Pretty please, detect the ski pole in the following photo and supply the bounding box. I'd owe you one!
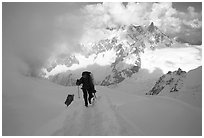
[78,85,80,98]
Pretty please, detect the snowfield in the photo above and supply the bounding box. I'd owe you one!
[3,77,202,135]
[3,2,202,136]
[176,66,202,107]
[3,45,202,136]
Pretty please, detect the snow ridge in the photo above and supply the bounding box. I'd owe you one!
[147,68,187,95]
[146,66,202,107]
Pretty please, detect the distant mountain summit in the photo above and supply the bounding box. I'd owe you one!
[100,22,174,85]
[147,22,155,32]
[44,22,175,86]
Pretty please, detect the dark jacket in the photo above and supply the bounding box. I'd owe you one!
[76,77,94,90]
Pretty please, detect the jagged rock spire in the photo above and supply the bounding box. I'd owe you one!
[147,22,155,32]
[46,22,174,86]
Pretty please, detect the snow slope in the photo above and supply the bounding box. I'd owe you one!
[2,53,72,135]
[113,45,201,96]
[2,75,72,135]
[176,66,202,107]
[3,70,202,136]
[2,51,202,136]
[112,68,164,95]
[145,66,202,108]
[36,90,143,136]
[34,86,201,136]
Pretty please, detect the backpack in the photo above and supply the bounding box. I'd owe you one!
[82,71,96,92]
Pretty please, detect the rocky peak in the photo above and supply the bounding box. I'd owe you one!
[146,68,187,95]
[147,22,155,33]
[44,22,175,86]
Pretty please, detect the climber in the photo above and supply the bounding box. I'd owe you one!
[76,71,96,107]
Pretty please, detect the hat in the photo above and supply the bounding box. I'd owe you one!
[82,71,91,76]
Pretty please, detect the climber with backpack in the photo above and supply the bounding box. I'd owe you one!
[76,71,96,107]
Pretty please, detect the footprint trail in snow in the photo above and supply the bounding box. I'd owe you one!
[36,90,144,136]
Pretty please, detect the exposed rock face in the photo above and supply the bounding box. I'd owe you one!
[45,22,174,86]
[146,68,187,95]
[99,22,173,85]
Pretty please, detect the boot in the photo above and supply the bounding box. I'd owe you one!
[85,101,88,107]
[88,94,94,104]
[88,97,92,104]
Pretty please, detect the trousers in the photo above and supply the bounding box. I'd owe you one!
[82,88,93,106]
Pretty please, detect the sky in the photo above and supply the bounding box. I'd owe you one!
[2,2,202,77]
[172,2,202,12]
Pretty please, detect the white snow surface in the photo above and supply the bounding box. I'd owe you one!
[3,76,202,135]
[2,46,202,136]
[176,66,202,107]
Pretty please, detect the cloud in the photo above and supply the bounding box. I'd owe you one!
[44,2,202,75]
[3,5,54,76]
[3,3,86,77]
[82,2,180,32]
[140,46,202,74]
[82,2,202,45]
[3,2,202,78]
[183,18,202,29]
[172,6,202,44]
[181,7,202,29]
[149,2,181,33]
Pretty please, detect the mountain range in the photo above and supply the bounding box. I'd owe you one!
[44,22,175,86]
